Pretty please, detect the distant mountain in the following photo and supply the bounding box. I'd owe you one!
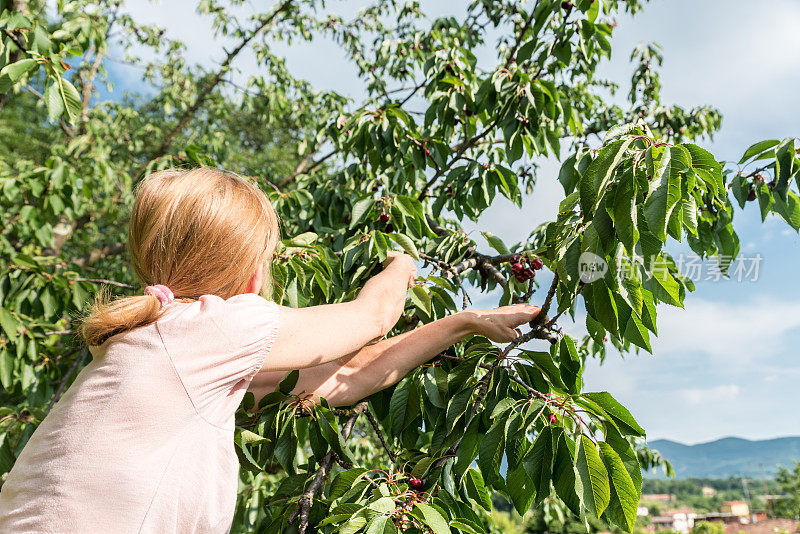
[646,436,800,478]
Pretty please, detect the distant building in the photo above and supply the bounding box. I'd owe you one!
[720,500,750,517]
[653,508,697,533]
[643,493,674,502]
[702,486,717,497]
[638,506,650,517]
[733,518,799,534]
[694,512,746,529]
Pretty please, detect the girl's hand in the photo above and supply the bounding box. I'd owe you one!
[462,304,541,343]
[382,251,417,288]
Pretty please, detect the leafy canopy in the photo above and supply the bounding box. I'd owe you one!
[0,1,798,533]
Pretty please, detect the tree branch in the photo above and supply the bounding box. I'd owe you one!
[289,401,368,533]
[276,146,338,188]
[70,277,135,289]
[71,242,127,268]
[503,3,539,70]
[363,407,397,464]
[149,0,294,161]
[1,28,26,52]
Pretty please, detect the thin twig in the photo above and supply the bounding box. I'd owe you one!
[149,0,294,162]
[277,146,338,188]
[289,401,368,533]
[363,408,397,463]
[503,3,539,70]
[70,277,135,289]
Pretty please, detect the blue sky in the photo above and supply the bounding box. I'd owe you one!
[109,0,800,444]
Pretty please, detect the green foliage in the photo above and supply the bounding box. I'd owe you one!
[0,1,798,533]
[773,462,800,519]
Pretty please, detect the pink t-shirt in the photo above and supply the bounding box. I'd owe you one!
[0,293,280,533]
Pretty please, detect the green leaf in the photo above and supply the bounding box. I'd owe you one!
[580,139,632,217]
[0,308,20,338]
[773,190,800,231]
[553,432,581,516]
[582,392,645,437]
[481,231,510,255]
[558,153,579,194]
[525,426,554,504]
[465,468,492,511]
[738,139,779,164]
[446,388,472,432]
[604,425,642,500]
[449,519,484,534]
[506,462,536,515]
[390,233,419,260]
[57,76,82,124]
[585,280,618,335]
[521,350,567,391]
[611,169,638,253]
[643,146,686,241]
[330,468,369,500]
[773,138,796,202]
[365,516,392,534]
[0,349,13,389]
[317,407,351,462]
[756,182,774,221]
[409,285,432,316]
[0,58,38,92]
[278,370,299,394]
[599,442,639,531]
[350,197,375,228]
[477,418,505,485]
[389,380,420,436]
[414,503,451,534]
[44,80,64,121]
[576,435,610,517]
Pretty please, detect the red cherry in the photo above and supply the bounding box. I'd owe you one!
[531,258,543,270]
[604,337,608,342]
[561,1,572,9]
[510,254,522,264]
[523,267,536,280]
[379,213,390,223]
[514,274,527,283]
[409,477,425,490]
[511,262,524,273]
[549,414,558,424]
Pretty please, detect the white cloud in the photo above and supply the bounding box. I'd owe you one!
[652,297,800,364]
[679,384,740,406]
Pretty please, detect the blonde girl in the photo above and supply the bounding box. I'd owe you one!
[0,167,539,532]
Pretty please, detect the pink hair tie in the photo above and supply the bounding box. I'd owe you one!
[144,284,174,307]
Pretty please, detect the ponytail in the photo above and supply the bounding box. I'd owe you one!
[78,167,280,347]
[80,291,163,346]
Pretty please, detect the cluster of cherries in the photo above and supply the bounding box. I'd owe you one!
[377,211,395,233]
[510,254,543,283]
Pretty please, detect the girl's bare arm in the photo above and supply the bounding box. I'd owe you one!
[262,252,416,372]
[248,304,540,407]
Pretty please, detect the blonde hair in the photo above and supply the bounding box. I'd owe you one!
[81,167,280,346]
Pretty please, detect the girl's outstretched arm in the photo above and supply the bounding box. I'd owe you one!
[263,251,416,372]
[248,304,540,407]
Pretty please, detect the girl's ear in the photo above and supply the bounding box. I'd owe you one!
[245,263,265,294]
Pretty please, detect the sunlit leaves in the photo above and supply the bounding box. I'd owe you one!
[2,1,799,533]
